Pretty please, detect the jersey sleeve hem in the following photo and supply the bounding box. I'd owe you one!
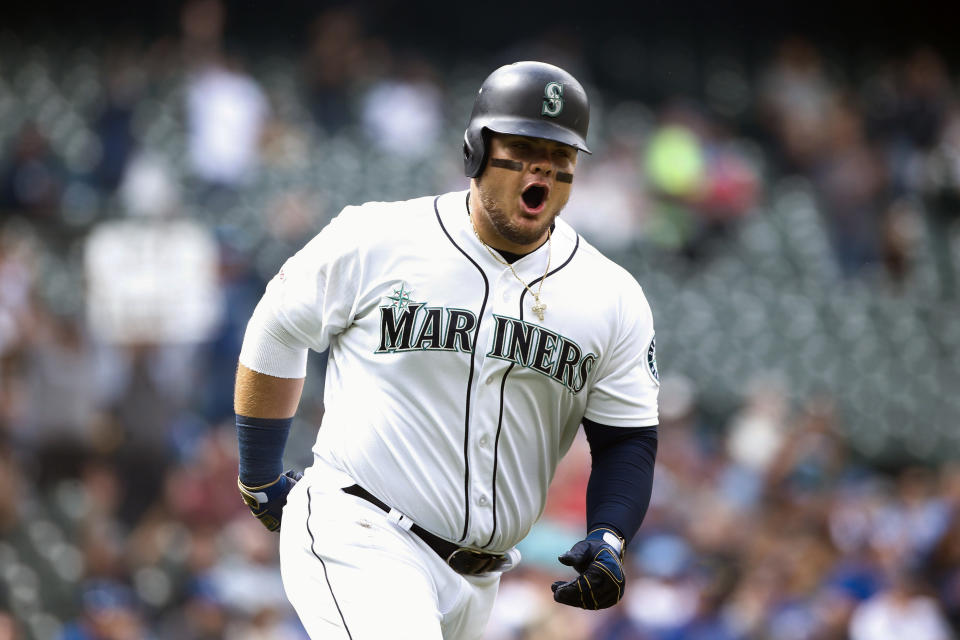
[581,411,659,428]
[239,299,310,379]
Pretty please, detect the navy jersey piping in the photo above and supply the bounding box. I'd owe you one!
[482,362,516,548]
[482,232,581,549]
[434,195,489,543]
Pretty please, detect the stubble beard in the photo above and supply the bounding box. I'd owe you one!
[478,187,558,249]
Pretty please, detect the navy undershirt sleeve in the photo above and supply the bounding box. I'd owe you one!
[582,418,658,545]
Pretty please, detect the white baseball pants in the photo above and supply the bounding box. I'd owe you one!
[279,463,501,639]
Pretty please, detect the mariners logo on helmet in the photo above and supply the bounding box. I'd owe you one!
[542,82,564,117]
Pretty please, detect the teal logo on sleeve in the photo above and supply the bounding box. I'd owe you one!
[646,336,659,384]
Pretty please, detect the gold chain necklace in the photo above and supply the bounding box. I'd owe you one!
[468,208,552,322]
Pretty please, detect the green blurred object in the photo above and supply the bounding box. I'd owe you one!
[645,125,705,197]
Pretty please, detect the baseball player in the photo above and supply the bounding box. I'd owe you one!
[234,60,660,638]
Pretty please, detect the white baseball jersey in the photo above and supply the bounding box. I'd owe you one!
[240,189,659,553]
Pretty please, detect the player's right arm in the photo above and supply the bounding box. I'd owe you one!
[234,364,305,531]
[233,206,365,530]
[233,298,311,532]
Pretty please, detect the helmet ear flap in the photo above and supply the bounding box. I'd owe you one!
[463,127,489,178]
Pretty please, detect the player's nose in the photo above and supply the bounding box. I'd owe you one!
[529,147,553,176]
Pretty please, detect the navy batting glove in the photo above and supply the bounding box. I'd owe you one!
[237,469,302,532]
[551,527,625,610]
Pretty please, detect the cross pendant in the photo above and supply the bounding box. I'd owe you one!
[532,300,546,322]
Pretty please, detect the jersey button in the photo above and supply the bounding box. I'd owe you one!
[478,496,488,506]
[485,375,495,385]
[479,436,489,446]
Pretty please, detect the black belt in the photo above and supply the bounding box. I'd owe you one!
[341,484,508,575]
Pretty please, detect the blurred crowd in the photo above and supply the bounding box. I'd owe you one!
[0,0,959,638]
[493,378,960,639]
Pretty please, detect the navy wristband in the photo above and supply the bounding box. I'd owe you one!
[236,414,293,486]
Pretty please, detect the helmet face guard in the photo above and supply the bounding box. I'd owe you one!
[463,61,591,178]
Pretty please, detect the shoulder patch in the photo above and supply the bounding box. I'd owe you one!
[646,335,660,385]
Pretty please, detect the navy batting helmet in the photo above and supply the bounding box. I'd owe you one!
[463,61,591,178]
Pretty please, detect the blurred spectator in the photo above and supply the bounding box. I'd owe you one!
[726,375,789,475]
[662,585,742,640]
[868,48,952,168]
[811,94,887,278]
[697,136,760,223]
[15,308,103,483]
[185,58,268,187]
[922,101,960,297]
[84,217,222,347]
[564,140,648,252]
[360,54,443,157]
[766,397,847,498]
[90,58,144,193]
[593,606,646,640]
[118,154,180,219]
[162,426,244,528]
[484,570,550,639]
[208,517,303,638]
[103,346,186,526]
[643,120,704,251]
[870,467,951,568]
[302,7,370,133]
[0,122,65,221]
[60,580,151,640]
[641,103,760,259]
[758,37,834,173]
[81,184,222,524]
[193,229,264,422]
[849,570,954,640]
[155,578,228,640]
[929,495,960,629]
[879,198,923,288]
[180,0,225,64]
[624,565,699,635]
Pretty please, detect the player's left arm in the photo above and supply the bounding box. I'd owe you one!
[552,272,660,609]
[551,420,657,609]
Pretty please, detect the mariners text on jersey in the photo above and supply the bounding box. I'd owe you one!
[376,304,597,394]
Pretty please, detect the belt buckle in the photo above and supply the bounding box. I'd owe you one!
[446,548,504,575]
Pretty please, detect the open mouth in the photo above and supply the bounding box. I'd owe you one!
[521,184,548,211]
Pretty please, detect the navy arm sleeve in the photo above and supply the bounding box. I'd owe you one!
[582,418,658,545]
